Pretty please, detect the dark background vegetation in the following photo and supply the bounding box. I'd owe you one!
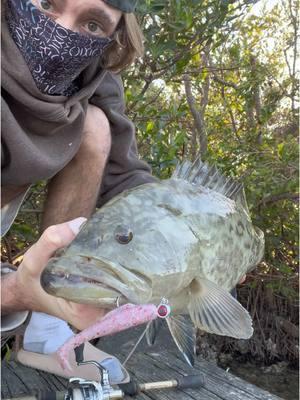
[2,0,298,373]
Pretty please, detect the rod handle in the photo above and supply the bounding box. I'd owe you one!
[176,374,206,389]
[119,374,205,396]
[118,381,139,396]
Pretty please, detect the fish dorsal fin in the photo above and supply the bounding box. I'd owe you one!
[166,314,196,367]
[187,278,253,339]
[234,186,250,215]
[172,158,244,200]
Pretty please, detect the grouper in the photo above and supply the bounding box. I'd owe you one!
[41,159,264,365]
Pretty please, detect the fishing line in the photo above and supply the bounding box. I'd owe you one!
[122,299,171,367]
[122,324,149,367]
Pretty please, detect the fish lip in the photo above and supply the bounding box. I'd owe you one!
[41,269,122,294]
[41,255,125,299]
[86,255,153,303]
[40,273,125,308]
[42,254,150,303]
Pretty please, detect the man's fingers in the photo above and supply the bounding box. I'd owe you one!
[23,217,86,275]
[56,299,107,330]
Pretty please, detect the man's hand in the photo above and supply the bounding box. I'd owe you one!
[2,218,107,330]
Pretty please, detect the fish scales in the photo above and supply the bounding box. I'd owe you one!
[41,159,264,365]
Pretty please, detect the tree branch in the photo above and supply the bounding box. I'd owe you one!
[257,192,299,207]
[212,74,238,90]
[183,73,208,158]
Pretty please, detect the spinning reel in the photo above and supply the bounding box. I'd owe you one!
[64,350,205,400]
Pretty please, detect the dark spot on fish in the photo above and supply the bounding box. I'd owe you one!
[55,248,66,258]
[114,225,133,244]
[245,242,251,249]
[157,204,182,217]
[229,224,234,233]
[235,221,245,236]
[94,213,104,224]
[224,235,234,246]
[188,225,201,241]
[89,236,103,249]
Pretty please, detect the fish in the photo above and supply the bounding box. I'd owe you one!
[41,158,264,366]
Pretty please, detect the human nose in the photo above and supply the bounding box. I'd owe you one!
[55,15,77,32]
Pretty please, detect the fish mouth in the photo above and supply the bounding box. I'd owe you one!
[41,269,123,306]
[41,254,152,306]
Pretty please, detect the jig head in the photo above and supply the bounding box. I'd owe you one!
[157,298,171,318]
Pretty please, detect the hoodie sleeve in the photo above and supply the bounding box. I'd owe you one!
[89,72,158,207]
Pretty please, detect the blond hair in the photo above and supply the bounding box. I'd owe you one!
[102,13,144,72]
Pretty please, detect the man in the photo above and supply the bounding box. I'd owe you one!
[1,0,156,383]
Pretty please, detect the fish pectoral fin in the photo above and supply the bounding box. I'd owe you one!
[146,319,163,346]
[166,314,196,367]
[187,278,253,339]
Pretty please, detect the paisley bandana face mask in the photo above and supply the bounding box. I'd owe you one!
[6,0,112,96]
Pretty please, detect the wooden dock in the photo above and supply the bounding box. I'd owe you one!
[1,326,283,400]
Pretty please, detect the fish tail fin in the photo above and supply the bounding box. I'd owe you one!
[187,278,253,339]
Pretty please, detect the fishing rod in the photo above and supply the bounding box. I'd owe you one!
[7,374,206,400]
[7,301,205,400]
[7,345,205,400]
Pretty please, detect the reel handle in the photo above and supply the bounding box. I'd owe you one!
[74,344,85,363]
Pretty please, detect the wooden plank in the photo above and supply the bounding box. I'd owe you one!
[123,355,201,400]
[1,351,283,400]
[148,351,283,400]
[126,350,252,400]
[99,326,283,400]
[1,361,153,400]
[2,350,284,400]
[37,370,69,392]
[2,361,69,398]
[122,351,221,400]
[1,325,284,400]
[100,341,283,400]
[1,366,16,398]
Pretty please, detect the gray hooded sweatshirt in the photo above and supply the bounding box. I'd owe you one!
[1,10,156,217]
[1,9,156,332]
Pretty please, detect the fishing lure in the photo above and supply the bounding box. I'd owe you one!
[58,301,171,371]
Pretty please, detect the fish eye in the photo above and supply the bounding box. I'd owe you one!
[114,225,133,245]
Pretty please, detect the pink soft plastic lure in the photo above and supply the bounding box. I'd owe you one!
[57,303,158,370]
